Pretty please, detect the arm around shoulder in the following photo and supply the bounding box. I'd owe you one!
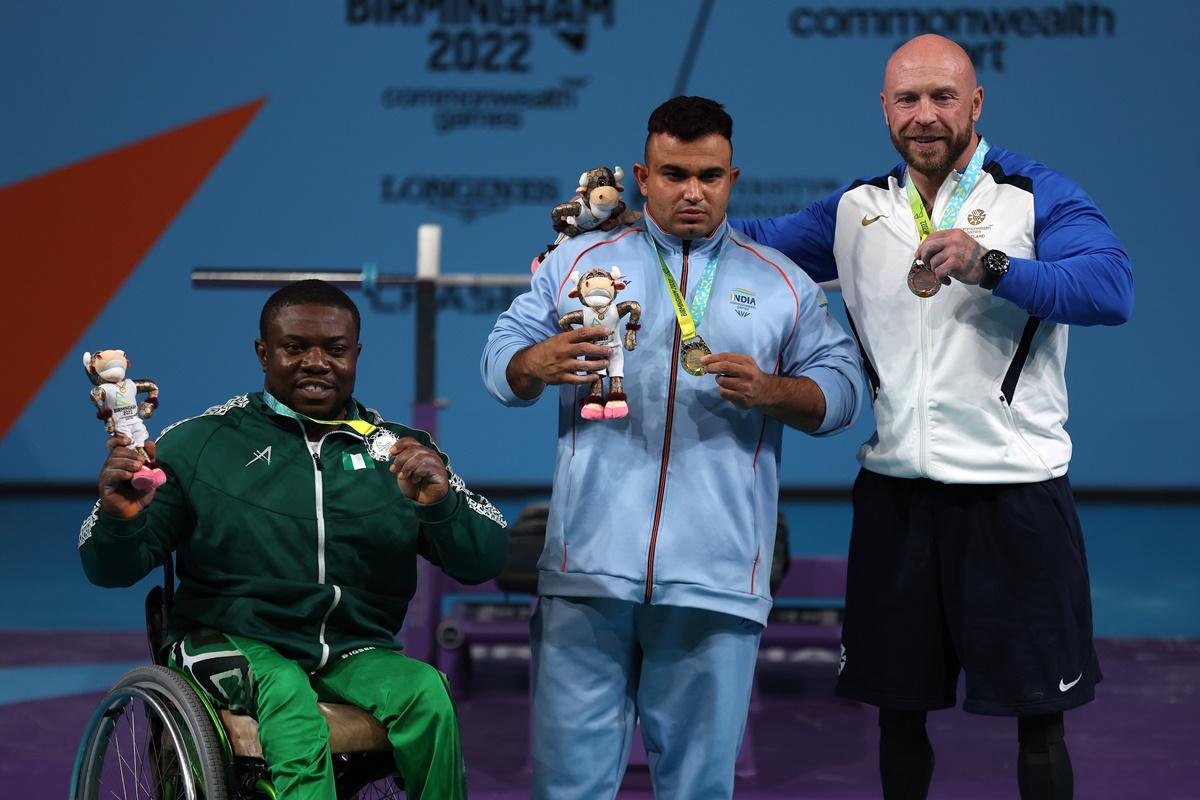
[730,189,844,285]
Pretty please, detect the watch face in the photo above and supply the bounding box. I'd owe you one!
[981,250,1009,289]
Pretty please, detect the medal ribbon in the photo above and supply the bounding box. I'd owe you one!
[905,137,990,241]
[264,392,377,436]
[648,234,724,341]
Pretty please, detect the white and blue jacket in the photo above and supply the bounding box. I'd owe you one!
[482,214,864,624]
[735,145,1133,485]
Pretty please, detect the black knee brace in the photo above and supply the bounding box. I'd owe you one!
[1017,712,1073,800]
[879,708,934,800]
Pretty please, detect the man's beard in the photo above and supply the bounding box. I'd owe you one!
[892,125,974,177]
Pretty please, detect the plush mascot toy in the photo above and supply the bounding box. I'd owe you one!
[552,166,626,235]
[558,267,642,420]
[534,165,627,270]
[84,349,166,490]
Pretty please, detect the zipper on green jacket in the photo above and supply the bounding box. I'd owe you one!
[304,428,348,672]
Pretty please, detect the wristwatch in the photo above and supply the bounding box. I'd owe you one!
[980,249,1010,290]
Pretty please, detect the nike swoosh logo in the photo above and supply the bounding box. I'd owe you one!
[1059,673,1082,692]
[861,214,888,226]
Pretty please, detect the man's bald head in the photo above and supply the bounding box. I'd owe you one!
[880,35,983,183]
[884,34,977,96]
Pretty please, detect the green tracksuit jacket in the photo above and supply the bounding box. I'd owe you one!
[79,392,509,671]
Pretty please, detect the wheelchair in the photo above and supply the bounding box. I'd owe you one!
[70,556,405,799]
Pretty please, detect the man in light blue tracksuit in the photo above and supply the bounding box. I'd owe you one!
[481,96,864,799]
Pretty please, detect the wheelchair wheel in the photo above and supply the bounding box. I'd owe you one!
[71,664,229,800]
[347,777,405,799]
[333,751,405,799]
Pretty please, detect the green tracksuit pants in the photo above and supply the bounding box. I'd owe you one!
[170,630,466,799]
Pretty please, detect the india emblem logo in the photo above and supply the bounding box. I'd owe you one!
[729,288,757,317]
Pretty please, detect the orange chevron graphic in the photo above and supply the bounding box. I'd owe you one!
[0,98,265,441]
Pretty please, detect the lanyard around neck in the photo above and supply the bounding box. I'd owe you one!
[905,137,990,241]
[263,392,377,437]
[647,233,724,341]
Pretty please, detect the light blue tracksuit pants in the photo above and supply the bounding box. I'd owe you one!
[531,596,763,799]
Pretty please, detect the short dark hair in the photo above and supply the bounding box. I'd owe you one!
[645,96,733,155]
[259,279,361,341]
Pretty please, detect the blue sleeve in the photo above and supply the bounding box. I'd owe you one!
[480,246,574,406]
[731,189,844,284]
[779,271,865,437]
[993,170,1133,326]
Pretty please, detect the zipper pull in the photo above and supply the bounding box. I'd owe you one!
[312,451,323,471]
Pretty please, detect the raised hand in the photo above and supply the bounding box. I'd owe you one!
[915,229,988,286]
[506,327,613,400]
[700,351,826,432]
[701,352,772,410]
[98,436,159,519]
[388,437,450,505]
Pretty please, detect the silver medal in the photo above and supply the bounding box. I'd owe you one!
[367,430,400,462]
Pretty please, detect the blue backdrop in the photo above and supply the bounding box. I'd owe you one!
[1,0,1194,488]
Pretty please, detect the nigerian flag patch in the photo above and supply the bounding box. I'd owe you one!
[342,452,372,471]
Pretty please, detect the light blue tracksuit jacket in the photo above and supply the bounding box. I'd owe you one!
[481,213,864,625]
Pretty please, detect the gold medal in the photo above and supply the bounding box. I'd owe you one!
[680,337,711,376]
[907,258,941,298]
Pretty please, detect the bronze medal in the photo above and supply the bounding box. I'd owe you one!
[680,337,711,376]
[907,258,941,298]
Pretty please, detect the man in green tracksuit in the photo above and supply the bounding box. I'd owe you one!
[79,279,509,799]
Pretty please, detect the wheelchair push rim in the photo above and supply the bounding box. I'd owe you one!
[70,665,228,800]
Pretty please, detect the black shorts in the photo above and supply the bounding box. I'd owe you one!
[835,468,1102,716]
